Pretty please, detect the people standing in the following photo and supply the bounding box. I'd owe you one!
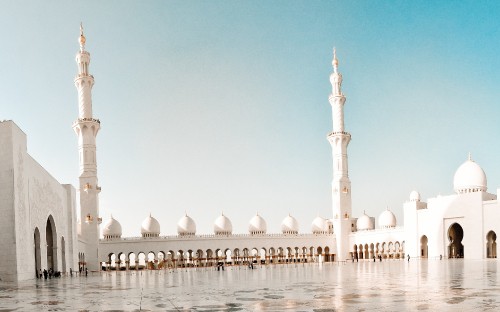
[407,254,410,262]
[43,269,48,279]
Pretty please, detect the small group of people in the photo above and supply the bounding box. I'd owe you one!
[38,267,88,279]
[38,268,61,279]
[370,255,383,262]
[216,262,225,271]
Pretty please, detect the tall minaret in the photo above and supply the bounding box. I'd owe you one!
[327,49,352,261]
[72,24,101,271]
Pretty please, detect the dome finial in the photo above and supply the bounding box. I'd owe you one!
[468,152,472,161]
[79,22,86,51]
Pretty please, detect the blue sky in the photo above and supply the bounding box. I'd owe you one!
[1,1,500,236]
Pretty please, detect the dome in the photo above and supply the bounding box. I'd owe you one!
[356,212,374,231]
[102,215,122,239]
[214,213,233,235]
[453,155,487,194]
[379,209,397,228]
[248,214,267,234]
[177,214,196,236]
[409,190,421,202]
[141,214,160,237]
[311,216,328,234]
[281,214,299,234]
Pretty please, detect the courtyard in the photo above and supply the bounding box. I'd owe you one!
[1,259,499,311]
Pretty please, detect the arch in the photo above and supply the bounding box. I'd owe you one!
[369,243,374,260]
[486,231,497,258]
[128,252,136,270]
[394,241,401,259]
[118,253,127,270]
[137,252,146,269]
[448,223,464,258]
[420,235,428,258]
[233,248,240,264]
[260,248,267,264]
[34,228,41,277]
[225,249,232,263]
[46,215,58,271]
[109,253,117,270]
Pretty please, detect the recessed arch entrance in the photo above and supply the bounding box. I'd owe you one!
[420,235,428,258]
[448,223,464,258]
[34,228,41,277]
[486,231,497,258]
[46,215,58,270]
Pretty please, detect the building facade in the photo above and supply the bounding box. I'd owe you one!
[1,27,499,281]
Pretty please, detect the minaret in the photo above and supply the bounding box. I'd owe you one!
[327,49,352,261]
[72,24,101,271]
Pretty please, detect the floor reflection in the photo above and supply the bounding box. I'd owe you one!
[1,260,500,311]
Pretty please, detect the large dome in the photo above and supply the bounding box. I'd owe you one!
[214,213,233,235]
[311,216,328,234]
[141,214,160,237]
[177,214,196,236]
[281,214,299,234]
[102,215,122,239]
[356,212,374,231]
[378,209,397,228]
[453,155,487,194]
[248,214,267,234]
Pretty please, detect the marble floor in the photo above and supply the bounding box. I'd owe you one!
[1,259,500,311]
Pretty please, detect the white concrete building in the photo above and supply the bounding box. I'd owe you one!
[1,26,499,281]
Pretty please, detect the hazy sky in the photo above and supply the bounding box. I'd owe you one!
[1,1,500,237]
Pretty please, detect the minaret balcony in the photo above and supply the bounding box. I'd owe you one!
[73,117,100,126]
[327,131,350,137]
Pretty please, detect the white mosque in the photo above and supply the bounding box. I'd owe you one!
[0,27,498,282]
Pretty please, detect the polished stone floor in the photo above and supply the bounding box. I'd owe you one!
[1,259,500,311]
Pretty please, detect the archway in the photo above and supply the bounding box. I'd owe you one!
[420,235,428,258]
[448,223,464,258]
[34,228,41,277]
[46,216,58,270]
[487,231,497,258]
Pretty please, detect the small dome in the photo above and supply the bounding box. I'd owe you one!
[141,214,160,237]
[453,155,487,194]
[102,215,122,238]
[311,216,328,234]
[177,214,196,236]
[281,214,299,234]
[356,212,374,231]
[249,214,267,234]
[214,213,233,235]
[379,209,397,228]
[409,190,421,202]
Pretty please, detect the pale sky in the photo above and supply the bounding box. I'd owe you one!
[1,1,500,237]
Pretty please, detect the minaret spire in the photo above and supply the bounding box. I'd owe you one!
[327,48,352,262]
[79,22,86,52]
[333,47,339,73]
[72,24,101,272]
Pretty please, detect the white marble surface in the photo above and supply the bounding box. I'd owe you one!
[1,259,499,311]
